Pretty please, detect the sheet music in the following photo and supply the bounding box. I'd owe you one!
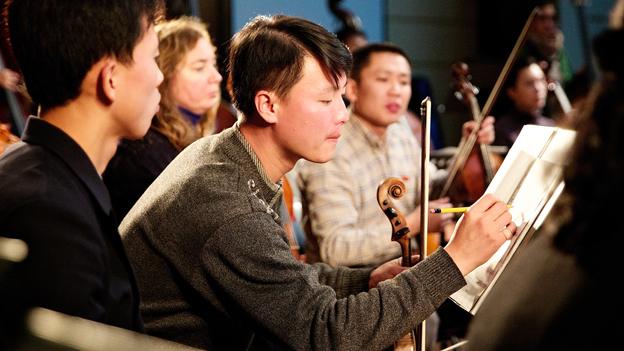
[450,125,576,314]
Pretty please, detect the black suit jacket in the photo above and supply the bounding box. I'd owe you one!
[0,118,143,345]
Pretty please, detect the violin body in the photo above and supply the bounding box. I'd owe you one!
[446,145,503,204]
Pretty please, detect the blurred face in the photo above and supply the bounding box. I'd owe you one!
[507,63,547,115]
[170,37,222,114]
[348,52,411,136]
[532,4,558,39]
[114,23,164,139]
[273,56,348,164]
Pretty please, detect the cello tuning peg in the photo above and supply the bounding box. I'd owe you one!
[454,91,464,101]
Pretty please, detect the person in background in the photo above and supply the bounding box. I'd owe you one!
[466,21,624,350]
[0,0,164,347]
[522,0,578,122]
[298,43,496,268]
[297,43,497,349]
[524,0,572,86]
[120,16,514,350]
[493,56,553,148]
[104,16,222,219]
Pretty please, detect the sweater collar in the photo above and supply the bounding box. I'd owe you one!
[231,124,283,210]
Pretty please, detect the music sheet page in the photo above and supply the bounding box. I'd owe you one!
[450,125,577,314]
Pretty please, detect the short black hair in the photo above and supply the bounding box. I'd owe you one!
[227,15,352,119]
[7,0,164,109]
[505,56,540,90]
[350,42,412,82]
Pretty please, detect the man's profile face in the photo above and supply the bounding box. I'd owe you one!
[272,55,348,164]
[113,22,164,140]
[349,51,412,131]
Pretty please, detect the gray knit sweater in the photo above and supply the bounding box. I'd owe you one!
[120,126,466,351]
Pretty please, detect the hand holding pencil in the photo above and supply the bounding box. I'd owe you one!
[442,194,517,275]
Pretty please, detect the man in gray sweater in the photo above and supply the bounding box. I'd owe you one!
[120,15,515,350]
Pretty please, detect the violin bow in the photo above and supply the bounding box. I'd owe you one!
[375,97,432,351]
[417,97,432,351]
[438,8,539,199]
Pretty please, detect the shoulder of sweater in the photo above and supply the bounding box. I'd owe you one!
[124,133,271,229]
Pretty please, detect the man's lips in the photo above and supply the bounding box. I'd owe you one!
[385,103,401,113]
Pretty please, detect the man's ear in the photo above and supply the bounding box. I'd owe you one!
[98,59,117,104]
[345,78,358,103]
[254,90,279,124]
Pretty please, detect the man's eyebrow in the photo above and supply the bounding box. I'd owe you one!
[372,68,410,77]
[319,80,347,93]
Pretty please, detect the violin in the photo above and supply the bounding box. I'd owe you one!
[377,177,417,351]
[442,62,503,203]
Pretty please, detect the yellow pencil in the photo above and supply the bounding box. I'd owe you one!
[430,205,512,214]
[429,207,470,214]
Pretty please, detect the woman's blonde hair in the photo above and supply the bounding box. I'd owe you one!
[154,16,219,150]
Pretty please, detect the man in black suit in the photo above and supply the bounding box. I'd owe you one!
[0,0,164,347]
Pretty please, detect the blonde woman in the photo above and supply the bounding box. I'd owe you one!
[104,16,222,219]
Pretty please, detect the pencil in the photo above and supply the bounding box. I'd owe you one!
[430,205,512,214]
[429,207,470,214]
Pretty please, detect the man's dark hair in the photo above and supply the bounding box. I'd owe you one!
[7,0,164,109]
[227,15,352,119]
[350,42,411,82]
